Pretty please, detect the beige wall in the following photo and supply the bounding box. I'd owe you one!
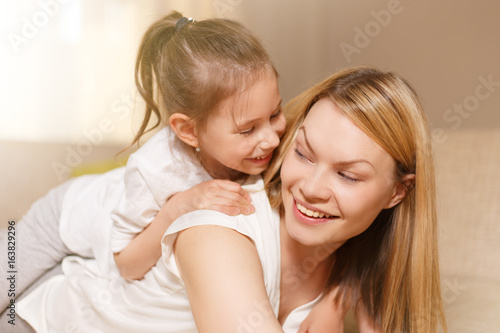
[227,0,500,135]
[2,0,499,223]
[1,0,499,145]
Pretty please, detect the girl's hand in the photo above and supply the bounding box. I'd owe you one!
[167,179,255,221]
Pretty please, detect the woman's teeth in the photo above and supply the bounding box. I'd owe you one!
[296,202,334,218]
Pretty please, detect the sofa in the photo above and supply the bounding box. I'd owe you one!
[432,128,500,332]
[1,127,499,332]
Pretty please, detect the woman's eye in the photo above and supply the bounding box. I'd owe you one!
[339,172,359,183]
[294,148,309,161]
[239,127,254,136]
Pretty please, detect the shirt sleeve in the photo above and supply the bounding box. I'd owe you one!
[161,210,257,278]
[110,153,162,253]
[109,128,212,254]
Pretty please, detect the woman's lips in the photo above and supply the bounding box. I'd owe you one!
[292,199,338,226]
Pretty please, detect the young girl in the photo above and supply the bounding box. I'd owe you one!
[12,12,342,333]
[1,8,283,319]
[106,11,286,280]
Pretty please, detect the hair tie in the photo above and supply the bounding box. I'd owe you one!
[175,17,195,31]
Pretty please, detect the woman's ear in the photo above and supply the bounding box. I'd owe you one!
[169,113,199,148]
[385,174,416,209]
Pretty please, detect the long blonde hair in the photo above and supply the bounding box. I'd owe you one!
[265,67,446,332]
[132,11,276,147]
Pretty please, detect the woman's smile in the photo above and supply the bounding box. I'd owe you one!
[293,199,339,226]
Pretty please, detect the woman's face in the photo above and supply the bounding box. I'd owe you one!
[280,98,405,249]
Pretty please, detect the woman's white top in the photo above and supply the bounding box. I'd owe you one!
[17,148,318,332]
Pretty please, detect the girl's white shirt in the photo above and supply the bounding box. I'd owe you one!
[109,127,213,254]
[17,128,318,332]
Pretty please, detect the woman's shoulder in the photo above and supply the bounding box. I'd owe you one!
[167,176,278,239]
[160,177,281,310]
[163,176,280,258]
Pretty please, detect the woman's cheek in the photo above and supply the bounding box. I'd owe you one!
[281,153,303,187]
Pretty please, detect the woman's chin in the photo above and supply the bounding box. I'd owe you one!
[285,220,323,247]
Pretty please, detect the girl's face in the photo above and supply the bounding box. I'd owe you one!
[198,71,285,178]
[280,98,406,249]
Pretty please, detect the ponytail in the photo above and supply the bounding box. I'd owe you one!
[130,11,182,147]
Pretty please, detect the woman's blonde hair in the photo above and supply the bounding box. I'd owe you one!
[131,11,276,147]
[265,66,446,332]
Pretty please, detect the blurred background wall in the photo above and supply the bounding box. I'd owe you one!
[1,0,499,145]
[1,2,499,328]
[1,0,499,223]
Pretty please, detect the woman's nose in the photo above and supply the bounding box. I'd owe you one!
[300,168,333,202]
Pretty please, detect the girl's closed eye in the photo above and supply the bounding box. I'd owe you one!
[239,127,254,136]
[270,108,282,119]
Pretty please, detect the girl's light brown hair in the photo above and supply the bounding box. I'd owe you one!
[265,66,446,332]
[131,11,277,147]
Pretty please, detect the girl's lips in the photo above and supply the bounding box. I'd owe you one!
[292,199,338,226]
[247,152,273,165]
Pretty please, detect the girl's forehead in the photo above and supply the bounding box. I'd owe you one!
[216,72,279,120]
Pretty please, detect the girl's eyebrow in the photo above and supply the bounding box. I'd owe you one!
[276,98,283,109]
[298,126,376,171]
[236,98,282,127]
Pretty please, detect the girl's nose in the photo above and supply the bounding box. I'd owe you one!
[259,124,280,150]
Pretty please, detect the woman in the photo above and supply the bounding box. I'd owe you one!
[273,66,446,332]
[167,66,446,332]
[12,67,446,332]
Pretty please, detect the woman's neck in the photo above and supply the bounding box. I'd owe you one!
[278,217,336,323]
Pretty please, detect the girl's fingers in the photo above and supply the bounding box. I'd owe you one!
[206,204,241,216]
[213,180,252,203]
[205,196,254,215]
[196,180,255,215]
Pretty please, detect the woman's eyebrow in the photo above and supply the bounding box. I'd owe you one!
[335,159,376,171]
[299,126,376,171]
[298,126,314,153]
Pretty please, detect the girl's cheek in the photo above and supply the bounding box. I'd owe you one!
[277,118,287,137]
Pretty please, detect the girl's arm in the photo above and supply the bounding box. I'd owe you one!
[174,224,284,333]
[114,179,254,280]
